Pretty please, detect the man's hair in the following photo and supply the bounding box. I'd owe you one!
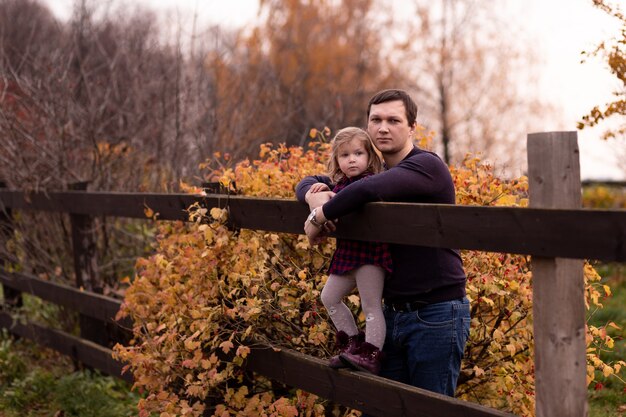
[367,89,418,127]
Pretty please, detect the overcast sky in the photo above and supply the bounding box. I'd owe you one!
[42,0,625,179]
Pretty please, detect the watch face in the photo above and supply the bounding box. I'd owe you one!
[308,209,319,226]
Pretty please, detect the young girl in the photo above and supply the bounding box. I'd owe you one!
[306,127,391,374]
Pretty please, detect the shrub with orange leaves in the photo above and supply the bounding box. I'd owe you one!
[451,157,625,415]
[582,185,626,209]
[114,132,624,417]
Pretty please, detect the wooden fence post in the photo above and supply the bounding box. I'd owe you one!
[527,132,587,417]
[68,181,109,347]
[0,181,22,308]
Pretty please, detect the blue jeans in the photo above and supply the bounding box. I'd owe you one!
[380,297,471,396]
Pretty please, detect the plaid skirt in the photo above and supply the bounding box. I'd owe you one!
[328,239,393,276]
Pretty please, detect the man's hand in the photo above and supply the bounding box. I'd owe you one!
[305,189,335,211]
[304,206,337,245]
[304,217,324,245]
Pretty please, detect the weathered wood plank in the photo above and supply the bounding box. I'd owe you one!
[0,181,22,308]
[68,183,101,292]
[0,312,131,383]
[68,182,110,347]
[340,203,626,262]
[528,132,587,417]
[246,345,516,417]
[0,270,129,329]
[1,190,625,261]
[0,190,200,219]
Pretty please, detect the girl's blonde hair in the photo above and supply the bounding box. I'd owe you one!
[327,127,383,182]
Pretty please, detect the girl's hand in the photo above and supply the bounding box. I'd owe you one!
[309,182,330,193]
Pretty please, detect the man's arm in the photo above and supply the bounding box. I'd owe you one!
[320,152,453,221]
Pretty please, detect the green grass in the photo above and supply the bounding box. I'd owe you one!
[0,330,140,417]
[588,263,626,417]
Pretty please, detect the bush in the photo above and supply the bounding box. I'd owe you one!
[114,135,624,417]
[582,185,626,209]
[0,331,139,417]
[54,371,139,417]
[0,368,56,415]
[0,331,28,385]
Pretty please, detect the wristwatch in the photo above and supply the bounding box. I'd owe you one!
[307,208,325,228]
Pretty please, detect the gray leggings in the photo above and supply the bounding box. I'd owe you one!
[320,264,386,349]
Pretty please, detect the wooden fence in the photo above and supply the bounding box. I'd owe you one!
[0,132,625,417]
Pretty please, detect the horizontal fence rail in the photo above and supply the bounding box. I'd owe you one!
[0,311,131,383]
[0,270,129,328]
[1,190,625,261]
[582,180,626,187]
[245,345,515,417]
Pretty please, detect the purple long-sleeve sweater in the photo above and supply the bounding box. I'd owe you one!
[295,146,466,304]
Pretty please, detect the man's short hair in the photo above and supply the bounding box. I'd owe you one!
[367,89,418,127]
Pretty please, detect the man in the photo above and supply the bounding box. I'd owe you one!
[295,89,469,397]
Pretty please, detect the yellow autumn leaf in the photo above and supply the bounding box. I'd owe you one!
[184,339,200,351]
[203,228,214,244]
[219,340,234,354]
[312,254,325,269]
[473,365,485,377]
[506,343,516,357]
[210,207,225,220]
[482,296,495,306]
[236,345,250,359]
[493,328,504,341]
[495,194,517,206]
[347,294,360,307]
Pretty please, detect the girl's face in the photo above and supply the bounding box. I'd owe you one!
[336,138,369,178]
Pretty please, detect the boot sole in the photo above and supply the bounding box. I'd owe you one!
[338,354,376,374]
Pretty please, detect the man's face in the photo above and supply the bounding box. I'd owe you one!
[367,100,415,155]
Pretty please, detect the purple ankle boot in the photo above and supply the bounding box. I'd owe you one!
[339,341,384,375]
[328,331,364,369]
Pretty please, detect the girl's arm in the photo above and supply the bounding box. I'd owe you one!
[309,182,331,193]
[295,175,334,211]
